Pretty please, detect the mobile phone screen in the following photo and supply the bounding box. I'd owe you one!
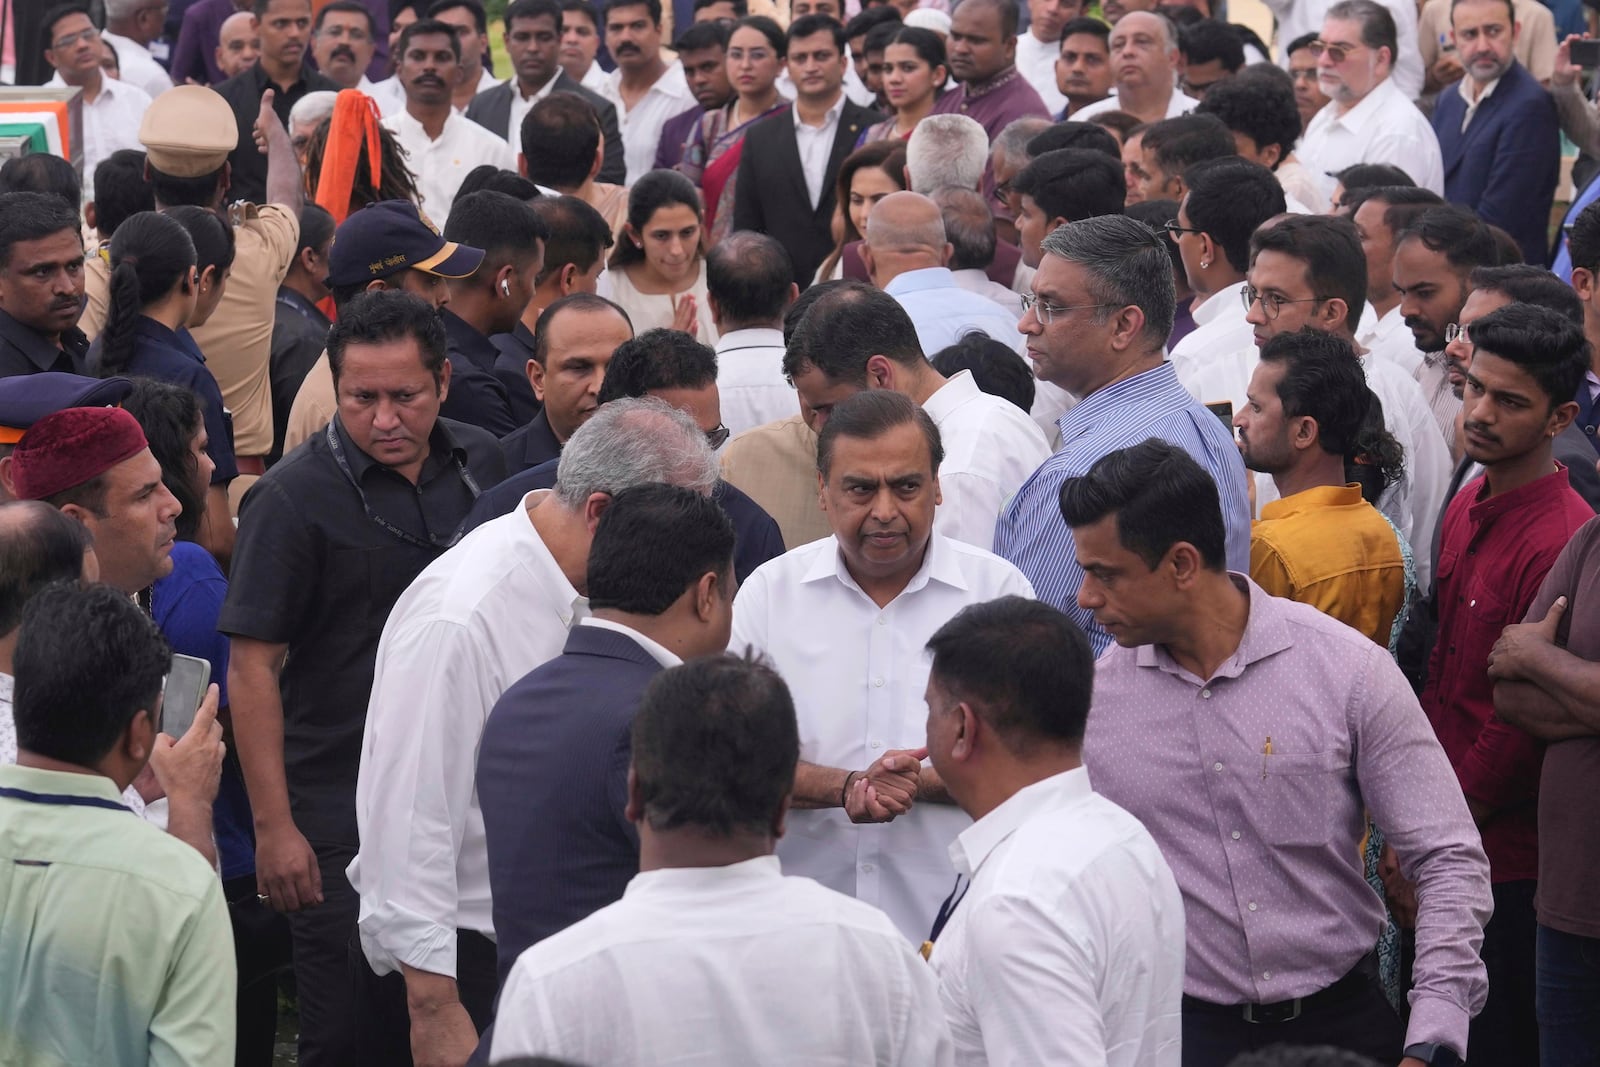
[1206,400,1234,427]
[1572,39,1600,68]
[162,654,210,739]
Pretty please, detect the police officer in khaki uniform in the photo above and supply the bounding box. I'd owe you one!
[80,84,302,507]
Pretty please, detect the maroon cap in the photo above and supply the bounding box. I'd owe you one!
[11,407,149,502]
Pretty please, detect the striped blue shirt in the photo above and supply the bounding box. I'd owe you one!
[993,362,1252,653]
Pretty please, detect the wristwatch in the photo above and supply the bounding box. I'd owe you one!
[1404,1043,1465,1066]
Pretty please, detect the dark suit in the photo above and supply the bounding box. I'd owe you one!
[490,322,542,426]
[732,99,884,287]
[439,310,519,438]
[1430,59,1559,264]
[465,75,627,187]
[496,409,563,474]
[476,624,664,989]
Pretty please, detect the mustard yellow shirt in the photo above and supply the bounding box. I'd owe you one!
[1250,483,1407,649]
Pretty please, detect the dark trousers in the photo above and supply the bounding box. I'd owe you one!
[1181,982,1405,1066]
[1472,879,1540,1065]
[287,840,362,1067]
[1538,923,1600,1067]
[351,927,500,1066]
[223,875,293,1067]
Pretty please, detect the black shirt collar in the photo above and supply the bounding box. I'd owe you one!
[0,306,88,371]
[276,286,329,325]
[522,409,563,465]
[330,410,469,484]
[440,308,500,372]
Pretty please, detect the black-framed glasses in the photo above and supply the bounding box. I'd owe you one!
[705,424,731,449]
[1241,284,1326,320]
[1020,292,1114,325]
[1164,219,1205,238]
[1305,39,1364,63]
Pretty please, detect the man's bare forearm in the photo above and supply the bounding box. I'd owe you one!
[793,759,849,808]
[229,649,295,829]
[263,108,303,211]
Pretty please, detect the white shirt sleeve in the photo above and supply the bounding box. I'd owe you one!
[933,471,1007,554]
[352,615,500,979]
[1366,128,1446,196]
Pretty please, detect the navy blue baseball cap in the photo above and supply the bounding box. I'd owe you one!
[324,200,486,288]
[0,373,134,445]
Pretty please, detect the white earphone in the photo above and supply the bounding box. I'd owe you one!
[501,279,511,296]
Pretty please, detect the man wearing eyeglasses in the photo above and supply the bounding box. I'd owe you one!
[1266,0,1425,103]
[41,4,153,205]
[993,213,1252,653]
[1297,0,1444,203]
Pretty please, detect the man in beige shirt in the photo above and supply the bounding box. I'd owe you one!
[80,85,302,501]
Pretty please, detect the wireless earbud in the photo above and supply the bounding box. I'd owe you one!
[501,279,510,296]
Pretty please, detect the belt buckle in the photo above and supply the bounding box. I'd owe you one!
[1243,998,1302,1024]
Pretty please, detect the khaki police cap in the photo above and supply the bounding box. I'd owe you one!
[139,85,240,178]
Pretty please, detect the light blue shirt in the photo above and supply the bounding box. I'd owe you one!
[883,267,1026,357]
[993,362,1253,653]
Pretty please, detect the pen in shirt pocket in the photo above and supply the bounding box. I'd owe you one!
[1260,735,1272,780]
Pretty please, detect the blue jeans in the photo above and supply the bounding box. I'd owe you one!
[1538,923,1600,1067]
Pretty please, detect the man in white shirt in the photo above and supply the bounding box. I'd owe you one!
[1266,0,1424,101]
[935,187,1025,318]
[1074,12,1198,124]
[42,7,151,204]
[924,596,1186,1067]
[312,1,379,90]
[730,390,1036,942]
[381,18,517,225]
[1349,185,1442,376]
[1298,1,1445,200]
[101,0,175,98]
[1015,0,1083,115]
[866,192,1026,357]
[349,397,717,1066]
[786,281,1050,550]
[559,0,610,90]
[600,0,693,183]
[490,653,955,1066]
[1168,157,1286,412]
[1246,214,1452,590]
[708,233,800,439]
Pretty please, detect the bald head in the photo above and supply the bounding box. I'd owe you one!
[863,192,950,286]
[216,11,261,80]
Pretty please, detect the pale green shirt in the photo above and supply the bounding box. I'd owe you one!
[0,764,235,1066]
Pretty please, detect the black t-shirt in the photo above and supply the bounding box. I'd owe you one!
[215,62,338,205]
[0,307,87,377]
[217,414,506,844]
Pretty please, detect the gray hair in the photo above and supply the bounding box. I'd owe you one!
[1325,0,1397,57]
[906,115,989,195]
[289,91,339,134]
[992,116,1053,170]
[553,396,719,509]
[931,186,996,272]
[104,0,147,18]
[1040,215,1175,350]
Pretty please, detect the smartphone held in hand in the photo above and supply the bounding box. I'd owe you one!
[162,654,211,740]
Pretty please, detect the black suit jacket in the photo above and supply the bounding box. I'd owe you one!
[732,100,883,287]
[465,74,627,187]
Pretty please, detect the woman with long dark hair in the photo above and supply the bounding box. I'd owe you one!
[91,208,238,564]
[859,27,949,144]
[603,170,717,340]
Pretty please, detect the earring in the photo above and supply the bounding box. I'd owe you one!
[1200,258,1211,269]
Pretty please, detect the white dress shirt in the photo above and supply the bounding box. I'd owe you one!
[886,266,1027,358]
[795,92,846,209]
[931,767,1186,1067]
[1073,88,1199,121]
[491,855,956,1065]
[381,107,519,225]
[1358,302,1424,377]
[715,327,794,438]
[949,268,1025,318]
[601,61,693,184]
[576,616,680,666]
[1264,0,1423,101]
[1274,158,1330,215]
[1015,32,1067,116]
[579,63,609,92]
[503,74,563,145]
[99,31,174,98]
[348,492,585,979]
[1169,281,1255,412]
[46,73,151,202]
[923,370,1053,551]
[1299,78,1445,200]
[729,533,1035,941]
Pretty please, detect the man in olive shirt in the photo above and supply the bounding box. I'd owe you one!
[0,193,89,378]
[220,292,504,1066]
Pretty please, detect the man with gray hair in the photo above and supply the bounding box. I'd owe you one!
[707,232,799,438]
[1072,12,1197,124]
[906,113,992,195]
[101,0,176,98]
[289,90,339,165]
[1266,0,1424,102]
[993,214,1252,653]
[990,114,1053,245]
[1298,0,1443,199]
[933,186,1023,318]
[349,396,718,1065]
[865,191,1023,357]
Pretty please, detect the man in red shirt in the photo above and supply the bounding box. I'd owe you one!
[1422,302,1592,1065]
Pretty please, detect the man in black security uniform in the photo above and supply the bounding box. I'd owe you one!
[220,290,505,1067]
[0,193,88,378]
[437,190,549,437]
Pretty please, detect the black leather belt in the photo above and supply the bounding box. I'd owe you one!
[1182,950,1377,1024]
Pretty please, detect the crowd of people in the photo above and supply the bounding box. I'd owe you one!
[0,0,1598,1063]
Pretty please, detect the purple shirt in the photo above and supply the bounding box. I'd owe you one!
[929,66,1051,142]
[1083,576,1491,1056]
[171,0,240,85]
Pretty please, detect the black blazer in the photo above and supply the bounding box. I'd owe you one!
[465,73,627,187]
[731,99,883,287]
